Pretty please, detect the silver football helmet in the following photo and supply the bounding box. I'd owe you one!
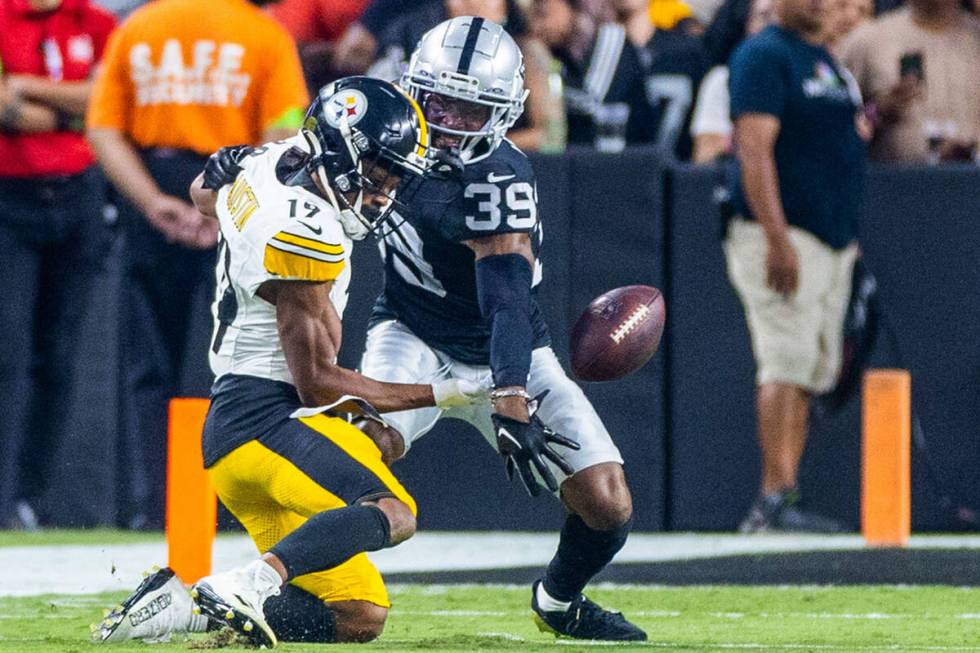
[402,16,528,164]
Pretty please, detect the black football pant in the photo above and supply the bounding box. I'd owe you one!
[115,149,215,529]
[0,169,108,527]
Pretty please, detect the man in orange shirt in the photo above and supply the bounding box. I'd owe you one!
[86,0,308,529]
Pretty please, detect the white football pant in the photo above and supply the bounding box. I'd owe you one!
[360,320,623,492]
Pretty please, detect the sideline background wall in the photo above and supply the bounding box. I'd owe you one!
[51,157,980,532]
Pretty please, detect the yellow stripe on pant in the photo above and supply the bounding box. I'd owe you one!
[208,415,414,608]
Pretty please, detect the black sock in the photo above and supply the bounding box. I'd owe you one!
[543,514,633,602]
[263,584,337,643]
[269,505,391,580]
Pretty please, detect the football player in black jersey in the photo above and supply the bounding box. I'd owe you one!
[358,16,647,641]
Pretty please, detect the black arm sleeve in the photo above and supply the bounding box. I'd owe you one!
[475,253,534,389]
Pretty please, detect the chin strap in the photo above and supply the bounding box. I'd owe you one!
[300,125,371,241]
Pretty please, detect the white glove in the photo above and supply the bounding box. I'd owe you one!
[432,378,490,409]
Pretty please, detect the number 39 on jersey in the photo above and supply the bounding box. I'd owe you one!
[464,180,538,232]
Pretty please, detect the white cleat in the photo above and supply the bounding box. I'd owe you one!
[190,565,280,649]
[92,567,196,644]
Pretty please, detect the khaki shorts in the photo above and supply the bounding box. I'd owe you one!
[724,218,858,393]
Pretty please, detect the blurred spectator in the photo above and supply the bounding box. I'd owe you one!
[690,0,775,163]
[726,0,865,532]
[86,0,308,529]
[824,0,873,53]
[648,0,701,34]
[685,0,727,22]
[367,0,564,152]
[534,0,705,156]
[702,0,752,66]
[533,0,635,151]
[332,0,420,74]
[0,0,115,530]
[267,0,366,43]
[840,0,980,163]
[92,0,143,18]
[622,0,708,158]
[265,0,369,89]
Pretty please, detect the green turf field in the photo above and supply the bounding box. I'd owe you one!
[3,584,980,652]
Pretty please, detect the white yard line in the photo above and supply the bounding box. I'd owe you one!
[392,609,975,620]
[3,533,980,597]
[554,643,980,651]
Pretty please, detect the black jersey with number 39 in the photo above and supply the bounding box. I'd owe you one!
[371,139,550,365]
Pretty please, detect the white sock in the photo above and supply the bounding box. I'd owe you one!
[536,582,572,612]
[244,559,284,596]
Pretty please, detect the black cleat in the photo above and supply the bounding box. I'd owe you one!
[531,579,647,641]
[191,576,277,649]
[739,487,846,534]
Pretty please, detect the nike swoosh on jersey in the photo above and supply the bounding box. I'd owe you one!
[298,221,323,234]
[487,172,516,183]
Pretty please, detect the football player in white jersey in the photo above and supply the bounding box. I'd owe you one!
[92,77,486,648]
[194,21,646,643]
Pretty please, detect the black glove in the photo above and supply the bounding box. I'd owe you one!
[492,412,580,497]
[201,144,254,190]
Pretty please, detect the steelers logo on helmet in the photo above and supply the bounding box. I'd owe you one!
[325,89,369,128]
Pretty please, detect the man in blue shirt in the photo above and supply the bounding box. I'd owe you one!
[725,0,865,533]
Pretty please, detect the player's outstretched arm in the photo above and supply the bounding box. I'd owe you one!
[465,231,535,423]
[466,232,578,495]
[262,279,484,413]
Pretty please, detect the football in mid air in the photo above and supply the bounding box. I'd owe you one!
[570,285,666,382]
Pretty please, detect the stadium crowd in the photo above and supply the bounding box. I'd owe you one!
[0,0,979,532]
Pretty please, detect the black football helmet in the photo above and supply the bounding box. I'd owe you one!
[301,76,429,239]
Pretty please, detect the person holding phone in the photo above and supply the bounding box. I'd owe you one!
[840,0,980,162]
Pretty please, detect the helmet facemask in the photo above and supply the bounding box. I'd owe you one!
[405,70,526,164]
[402,17,529,164]
[302,113,427,240]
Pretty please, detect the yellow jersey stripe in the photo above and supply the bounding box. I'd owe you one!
[273,231,345,255]
[268,238,345,263]
[299,415,418,516]
[264,244,345,281]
